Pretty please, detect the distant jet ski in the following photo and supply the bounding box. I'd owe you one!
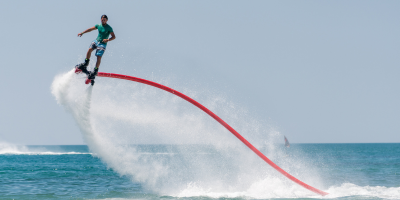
[284,136,290,147]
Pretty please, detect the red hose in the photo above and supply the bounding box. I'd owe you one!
[97,72,328,196]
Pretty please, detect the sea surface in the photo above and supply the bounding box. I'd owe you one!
[0,143,399,200]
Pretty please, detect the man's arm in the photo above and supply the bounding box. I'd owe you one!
[77,26,97,37]
[102,32,116,43]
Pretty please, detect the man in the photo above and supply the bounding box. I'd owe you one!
[75,14,116,82]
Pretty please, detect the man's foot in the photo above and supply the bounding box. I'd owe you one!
[88,70,97,80]
[75,59,90,75]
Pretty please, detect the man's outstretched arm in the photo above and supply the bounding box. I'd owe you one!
[78,26,97,37]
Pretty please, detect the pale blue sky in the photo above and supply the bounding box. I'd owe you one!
[0,0,399,144]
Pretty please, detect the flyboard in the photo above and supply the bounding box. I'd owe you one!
[85,78,94,85]
[75,67,95,85]
[80,71,329,196]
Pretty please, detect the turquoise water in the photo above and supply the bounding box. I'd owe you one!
[1,143,399,199]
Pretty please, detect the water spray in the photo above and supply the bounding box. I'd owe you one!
[97,72,328,196]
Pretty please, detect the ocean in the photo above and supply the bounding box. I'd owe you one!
[0,143,399,199]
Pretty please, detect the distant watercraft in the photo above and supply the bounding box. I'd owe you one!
[284,136,290,147]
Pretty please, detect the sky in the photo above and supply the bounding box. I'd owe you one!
[0,0,399,145]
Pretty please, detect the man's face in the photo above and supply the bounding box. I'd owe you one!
[101,17,108,25]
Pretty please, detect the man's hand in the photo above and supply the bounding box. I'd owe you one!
[77,26,96,37]
[103,32,116,43]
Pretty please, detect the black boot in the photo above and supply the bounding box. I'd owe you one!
[76,59,90,75]
[88,67,98,80]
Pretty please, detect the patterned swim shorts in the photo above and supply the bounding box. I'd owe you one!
[89,40,107,57]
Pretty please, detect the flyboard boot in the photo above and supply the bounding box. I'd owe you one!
[75,58,90,75]
[85,67,98,86]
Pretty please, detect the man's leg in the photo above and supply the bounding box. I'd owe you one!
[95,55,102,71]
[86,48,94,60]
[76,48,94,74]
[88,55,102,80]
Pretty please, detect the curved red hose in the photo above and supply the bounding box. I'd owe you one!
[97,72,328,196]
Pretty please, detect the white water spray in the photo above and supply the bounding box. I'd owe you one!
[51,69,331,198]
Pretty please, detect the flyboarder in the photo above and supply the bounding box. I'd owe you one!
[75,14,116,84]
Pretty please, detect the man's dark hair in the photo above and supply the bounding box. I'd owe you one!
[101,15,108,20]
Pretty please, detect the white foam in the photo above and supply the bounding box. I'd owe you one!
[325,183,400,199]
[0,142,29,154]
[177,178,316,199]
[0,142,91,155]
[0,151,92,155]
[177,181,400,199]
